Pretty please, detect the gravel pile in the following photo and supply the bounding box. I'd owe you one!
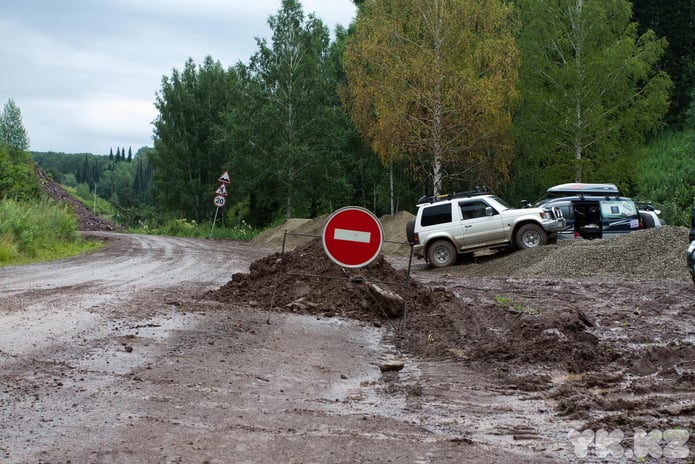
[469,225,690,281]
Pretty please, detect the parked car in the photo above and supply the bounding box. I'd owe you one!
[532,183,658,240]
[405,190,565,268]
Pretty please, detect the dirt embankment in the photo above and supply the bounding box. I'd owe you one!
[36,167,123,231]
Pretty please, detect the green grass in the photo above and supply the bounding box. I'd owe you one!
[495,294,541,315]
[0,198,101,266]
[128,217,260,241]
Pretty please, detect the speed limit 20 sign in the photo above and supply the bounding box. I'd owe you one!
[213,195,226,207]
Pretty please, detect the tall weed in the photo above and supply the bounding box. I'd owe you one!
[0,198,88,264]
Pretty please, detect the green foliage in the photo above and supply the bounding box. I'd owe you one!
[0,198,99,265]
[129,217,258,241]
[0,98,30,151]
[635,129,695,226]
[631,0,695,126]
[151,1,386,229]
[32,149,154,227]
[512,0,671,200]
[495,294,541,315]
[0,145,40,200]
[66,184,118,221]
[343,0,520,196]
[151,56,232,223]
[241,0,357,221]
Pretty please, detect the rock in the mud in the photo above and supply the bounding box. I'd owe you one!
[379,360,405,372]
[367,283,405,318]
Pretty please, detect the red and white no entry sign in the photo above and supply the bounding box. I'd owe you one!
[322,206,384,268]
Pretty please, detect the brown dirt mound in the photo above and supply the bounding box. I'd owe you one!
[208,224,695,430]
[36,167,123,232]
[207,238,603,372]
[252,211,413,255]
[208,237,426,322]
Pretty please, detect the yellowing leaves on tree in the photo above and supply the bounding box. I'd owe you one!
[342,0,520,195]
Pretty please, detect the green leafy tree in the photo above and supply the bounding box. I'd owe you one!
[0,99,30,151]
[132,148,154,206]
[343,0,520,196]
[152,56,231,221]
[247,0,345,219]
[0,145,40,199]
[513,0,671,196]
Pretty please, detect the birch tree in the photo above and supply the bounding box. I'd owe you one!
[0,99,30,152]
[343,0,520,196]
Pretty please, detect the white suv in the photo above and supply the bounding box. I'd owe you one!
[406,191,564,268]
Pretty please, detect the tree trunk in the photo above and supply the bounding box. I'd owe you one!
[389,161,394,215]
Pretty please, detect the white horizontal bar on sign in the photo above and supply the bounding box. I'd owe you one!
[333,228,371,243]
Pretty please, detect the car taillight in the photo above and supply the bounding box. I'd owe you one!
[413,232,420,244]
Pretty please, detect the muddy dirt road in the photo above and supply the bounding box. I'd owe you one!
[1,232,693,463]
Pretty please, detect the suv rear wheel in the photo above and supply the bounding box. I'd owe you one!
[515,224,547,249]
[427,240,457,268]
[405,220,416,244]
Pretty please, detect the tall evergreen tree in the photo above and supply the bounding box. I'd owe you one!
[513,0,671,195]
[0,99,30,151]
[152,56,231,221]
[248,0,340,219]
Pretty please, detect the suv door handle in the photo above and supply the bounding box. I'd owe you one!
[464,224,472,228]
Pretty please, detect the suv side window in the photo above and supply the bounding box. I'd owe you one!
[600,200,637,219]
[420,203,452,227]
[556,202,572,220]
[460,200,494,220]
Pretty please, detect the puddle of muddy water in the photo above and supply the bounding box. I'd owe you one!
[320,334,582,460]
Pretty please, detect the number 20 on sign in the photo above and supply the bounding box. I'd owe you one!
[213,195,226,207]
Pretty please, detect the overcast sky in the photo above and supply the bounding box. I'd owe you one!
[0,0,357,155]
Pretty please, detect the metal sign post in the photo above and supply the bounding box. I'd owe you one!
[209,171,231,238]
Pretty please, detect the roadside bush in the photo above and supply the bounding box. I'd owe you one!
[0,198,85,264]
[128,216,259,240]
[0,233,18,261]
[636,129,695,226]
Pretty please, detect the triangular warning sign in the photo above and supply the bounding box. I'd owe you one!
[218,171,231,184]
[215,184,228,196]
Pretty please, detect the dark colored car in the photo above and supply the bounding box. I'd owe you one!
[533,183,645,240]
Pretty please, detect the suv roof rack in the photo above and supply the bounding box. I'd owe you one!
[417,187,489,204]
